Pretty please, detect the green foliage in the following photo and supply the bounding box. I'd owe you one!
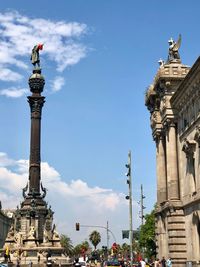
[81,240,90,251]
[139,209,156,259]
[73,244,82,257]
[89,230,101,249]
[60,234,74,256]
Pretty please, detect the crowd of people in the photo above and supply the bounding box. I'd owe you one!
[72,256,172,267]
[139,257,172,267]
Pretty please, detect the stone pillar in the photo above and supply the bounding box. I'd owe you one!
[166,120,179,200]
[28,69,45,196]
[156,133,167,204]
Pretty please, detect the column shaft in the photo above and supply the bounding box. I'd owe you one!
[28,96,45,194]
[156,134,167,203]
[166,123,179,200]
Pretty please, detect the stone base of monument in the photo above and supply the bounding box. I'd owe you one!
[0,246,72,266]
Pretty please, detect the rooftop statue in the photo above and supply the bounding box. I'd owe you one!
[30,44,44,68]
[168,34,181,62]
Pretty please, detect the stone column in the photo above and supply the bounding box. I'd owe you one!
[156,133,167,204]
[166,120,179,200]
[28,69,45,196]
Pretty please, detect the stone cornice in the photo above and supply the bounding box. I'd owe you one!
[155,200,183,215]
[145,62,189,113]
[171,57,200,109]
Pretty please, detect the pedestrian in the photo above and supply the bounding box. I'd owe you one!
[29,260,33,267]
[140,259,146,267]
[161,257,166,267]
[74,258,81,267]
[154,259,160,267]
[166,258,172,267]
[4,252,7,263]
[16,259,20,267]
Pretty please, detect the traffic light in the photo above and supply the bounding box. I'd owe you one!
[75,222,80,231]
[125,163,131,177]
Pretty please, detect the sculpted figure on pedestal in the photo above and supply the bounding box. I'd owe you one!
[168,34,181,62]
[28,226,36,239]
[31,44,44,68]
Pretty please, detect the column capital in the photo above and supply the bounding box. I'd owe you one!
[154,129,165,143]
[163,118,177,131]
[28,96,45,119]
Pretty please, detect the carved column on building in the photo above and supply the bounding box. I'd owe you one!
[155,131,167,204]
[165,119,179,200]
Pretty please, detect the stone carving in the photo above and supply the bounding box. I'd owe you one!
[182,138,196,158]
[52,224,60,241]
[194,126,200,147]
[28,226,36,239]
[43,228,50,243]
[14,232,23,245]
[28,97,45,116]
[168,34,181,62]
[22,183,28,198]
[158,59,165,67]
[41,183,47,199]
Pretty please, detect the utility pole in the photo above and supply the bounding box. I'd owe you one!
[125,151,133,267]
[140,184,146,225]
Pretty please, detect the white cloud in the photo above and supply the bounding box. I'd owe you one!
[51,76,65,92]
[0,152,140,246]
[0,68,23,82]
[0,152,15,167]
[0,87,28,98]
[0,11,88,72]
[0,153,124,211]
[0,11,89,98]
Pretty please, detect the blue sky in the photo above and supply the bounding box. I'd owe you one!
[0,0,200,247]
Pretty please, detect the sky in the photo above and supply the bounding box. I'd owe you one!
[0,0,200,248]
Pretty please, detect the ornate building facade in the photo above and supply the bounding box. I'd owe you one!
[145,37,200,267]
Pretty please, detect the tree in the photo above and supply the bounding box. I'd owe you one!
[60,234,74,256]
[89,230,101,250]
[81,240,90,252]
[73,244,82,257]
[139,209,156,259]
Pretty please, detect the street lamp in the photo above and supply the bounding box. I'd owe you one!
[125,150,133,267]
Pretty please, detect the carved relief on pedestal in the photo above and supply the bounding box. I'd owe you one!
[28,226,36,239]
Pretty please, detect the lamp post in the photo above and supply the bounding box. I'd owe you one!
[125,150,133,267]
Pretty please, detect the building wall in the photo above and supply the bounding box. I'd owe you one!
[145,57,200,266]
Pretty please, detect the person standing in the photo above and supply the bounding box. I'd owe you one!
[140,259,146,267]
[154,259,160,267]
[161,257,166,267]
[166,258,172,267]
